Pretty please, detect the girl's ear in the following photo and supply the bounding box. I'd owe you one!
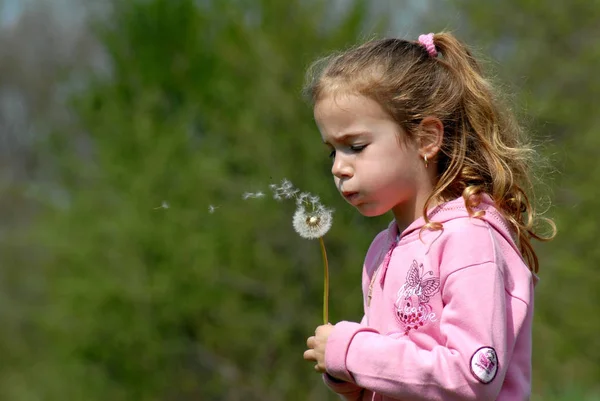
[417,117,444,159]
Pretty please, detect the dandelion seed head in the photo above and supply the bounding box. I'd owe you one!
[266,178,334,238]
[292,205,333,239]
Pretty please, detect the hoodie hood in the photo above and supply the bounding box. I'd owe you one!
[402,194,515,244]
[378,194,539,285]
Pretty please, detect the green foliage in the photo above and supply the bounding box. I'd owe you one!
[2,1,383,399]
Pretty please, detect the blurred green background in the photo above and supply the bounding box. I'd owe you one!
[0,0,598,400]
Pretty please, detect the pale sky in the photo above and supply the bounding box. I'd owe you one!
[0,0,88,27]
[0,0,22,26]
[0,1,430,30]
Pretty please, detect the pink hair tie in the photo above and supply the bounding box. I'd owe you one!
[418,33,437,58]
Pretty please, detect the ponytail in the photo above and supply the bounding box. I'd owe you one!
[424,32,555,272]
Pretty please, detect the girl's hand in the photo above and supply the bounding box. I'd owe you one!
[303,323,334,373]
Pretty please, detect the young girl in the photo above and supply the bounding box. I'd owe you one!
[302,32,555,400]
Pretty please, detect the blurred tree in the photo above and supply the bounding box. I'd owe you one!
[13,0,387,400]
[0,3,106,400]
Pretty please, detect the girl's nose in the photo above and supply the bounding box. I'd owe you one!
[331,153,353,179]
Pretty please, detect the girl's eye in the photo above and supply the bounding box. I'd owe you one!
[328,145,366,159]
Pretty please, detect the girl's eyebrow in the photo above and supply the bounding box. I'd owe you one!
[322,131,368,145]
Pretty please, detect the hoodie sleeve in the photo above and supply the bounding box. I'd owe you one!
[321,229,391,399]
[324,260,531,401]
[322,373,364,400]
[321,315,368,399]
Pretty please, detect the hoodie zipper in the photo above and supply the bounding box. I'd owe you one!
[367,233,399,319]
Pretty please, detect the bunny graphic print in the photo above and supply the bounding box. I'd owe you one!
[394,260,440,335]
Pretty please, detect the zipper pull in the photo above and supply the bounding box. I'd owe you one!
[367,276,376,307]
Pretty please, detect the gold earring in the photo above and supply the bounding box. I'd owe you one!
[424,155,429,168]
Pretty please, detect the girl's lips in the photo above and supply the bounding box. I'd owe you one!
[343,191,359,203]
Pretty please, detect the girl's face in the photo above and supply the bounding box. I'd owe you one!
[314,93,432,227]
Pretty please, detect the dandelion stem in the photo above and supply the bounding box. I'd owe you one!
[319,236,329,324]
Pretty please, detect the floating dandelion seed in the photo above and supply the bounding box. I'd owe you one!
[269,178,299,201]
[154,201,169,210]
[296,192,310,206]
[242,191,266,200]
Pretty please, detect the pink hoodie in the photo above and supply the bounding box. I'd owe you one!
[323,195,536,401]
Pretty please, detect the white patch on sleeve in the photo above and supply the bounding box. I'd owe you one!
[470,346,498,384]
